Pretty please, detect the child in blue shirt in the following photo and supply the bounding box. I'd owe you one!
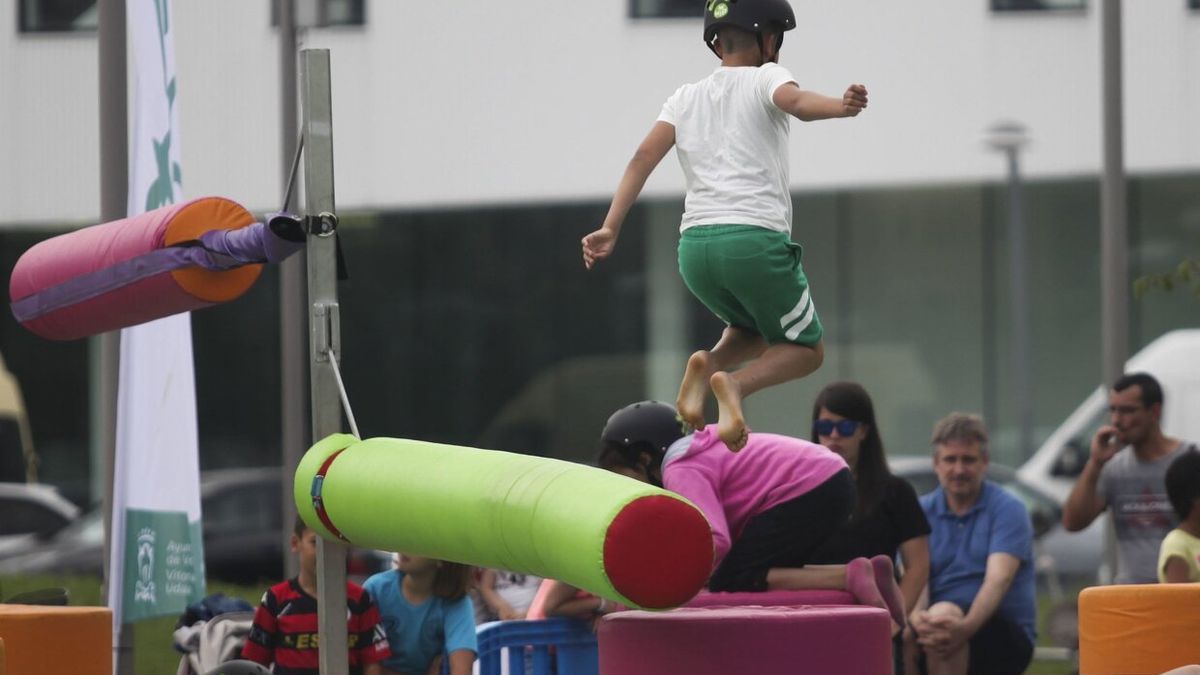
[364,553,477,675]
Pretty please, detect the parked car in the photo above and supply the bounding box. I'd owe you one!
[889,456,1105,584]
[0,350,37,483]
[0,482,80,558]
[0,468,386,584]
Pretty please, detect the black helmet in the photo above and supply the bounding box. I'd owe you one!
[703,0,796,56]
[205,661,272,675]
[602,401,687,458]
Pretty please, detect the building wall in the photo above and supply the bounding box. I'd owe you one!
[1,1,1199,224]
[1,3,1198,493]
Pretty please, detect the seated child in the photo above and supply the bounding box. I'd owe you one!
[478,568,542,621]
[1159,448,1200,583]
[241,516,391,675]
[364,553,477,675]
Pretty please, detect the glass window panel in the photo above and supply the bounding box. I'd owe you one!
[630,0,704,19]
[1129,174,1200,350]
[991,0,1086,10]
[272,0,365,27]
[19,0,97,32]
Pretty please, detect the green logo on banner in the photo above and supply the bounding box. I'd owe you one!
[122,509,205,622]
[145,0,182,212]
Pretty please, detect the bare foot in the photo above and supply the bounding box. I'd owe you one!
[870,555,907,628]
[710,371,748,451]
[845,557,886,613]
[677,351,713,429]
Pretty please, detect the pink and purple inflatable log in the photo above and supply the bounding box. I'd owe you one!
[10,196,304,341]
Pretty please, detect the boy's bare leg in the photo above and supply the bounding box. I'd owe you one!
[711,340,824,450]
[676,326,766,429]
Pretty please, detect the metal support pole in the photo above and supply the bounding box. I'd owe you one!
[301,49,349,675]
[279,0,307,582]
[98,0,132,672]
[987,121,1033,460]
[1100,0,1129,385]
[1005,149,1034,460]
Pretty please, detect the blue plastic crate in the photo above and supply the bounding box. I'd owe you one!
[442,617,598,675]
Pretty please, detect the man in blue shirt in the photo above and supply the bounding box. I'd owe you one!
[904,413,1036,675]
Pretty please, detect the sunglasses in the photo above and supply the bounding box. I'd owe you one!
[813,418,862,437]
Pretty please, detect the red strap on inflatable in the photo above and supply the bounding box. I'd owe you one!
[311,449,348,541]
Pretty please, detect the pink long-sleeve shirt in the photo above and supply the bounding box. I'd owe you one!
[662,425,848,570]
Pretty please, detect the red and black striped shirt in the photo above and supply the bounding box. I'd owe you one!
[241,578,390,675]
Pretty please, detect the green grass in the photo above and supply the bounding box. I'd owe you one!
[4,574,1085,675]
[1,574,264,675]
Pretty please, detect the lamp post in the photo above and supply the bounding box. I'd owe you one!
[986,121,1034,461]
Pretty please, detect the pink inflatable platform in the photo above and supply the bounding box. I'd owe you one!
[685,588,854,608]
[598,605,892,675]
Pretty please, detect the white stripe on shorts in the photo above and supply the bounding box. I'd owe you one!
[782,292,815,341]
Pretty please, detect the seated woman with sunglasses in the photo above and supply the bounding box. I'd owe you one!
[806,382,931,648]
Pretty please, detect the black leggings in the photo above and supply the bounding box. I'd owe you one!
[707,468,855,592]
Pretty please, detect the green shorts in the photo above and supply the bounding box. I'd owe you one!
[677,224,823,346]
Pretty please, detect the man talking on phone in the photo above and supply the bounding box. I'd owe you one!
[1062,373,1198,584]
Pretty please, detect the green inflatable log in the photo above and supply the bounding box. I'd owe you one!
[294,434,713,610]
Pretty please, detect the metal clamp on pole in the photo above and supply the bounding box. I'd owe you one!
[306,211,339,237]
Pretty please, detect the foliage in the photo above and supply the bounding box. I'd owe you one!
[1135,257,1200,298]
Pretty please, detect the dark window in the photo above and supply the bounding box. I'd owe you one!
[203,481,279,536]
[0,497,69,536]
[0,419,26,483]
[630,0,703,19]
[992,0,1086,10]
[18,0,97,32]
[272,0,366,27]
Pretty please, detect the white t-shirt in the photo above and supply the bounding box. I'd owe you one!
[657,63,797,234]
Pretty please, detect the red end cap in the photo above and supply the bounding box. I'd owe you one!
[603,495,713,609]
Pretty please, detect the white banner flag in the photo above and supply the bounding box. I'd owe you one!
[106,0,206,630]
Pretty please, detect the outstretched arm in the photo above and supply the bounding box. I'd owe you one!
[582,121,676,269]
[772,83,868,122]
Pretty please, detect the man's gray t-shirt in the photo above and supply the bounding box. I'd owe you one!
[1098,442,1195,583]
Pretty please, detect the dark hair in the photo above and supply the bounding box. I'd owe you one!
[432,561,474,601]
[1165,448,1200,521]
[293,513,311,538]
[715,25,758,53]
[1113,372,1164,409]
[811,381,891,518]
[596,440,662,487]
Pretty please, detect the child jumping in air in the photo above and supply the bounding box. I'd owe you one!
[582,0,868,450]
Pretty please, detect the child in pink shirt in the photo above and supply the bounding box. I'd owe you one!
[599,401,905,626]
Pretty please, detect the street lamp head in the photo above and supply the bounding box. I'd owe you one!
[985,120,1031,152]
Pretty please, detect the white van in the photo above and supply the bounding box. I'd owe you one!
[1016,329,1200,583]
[1017,328,1200,502]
